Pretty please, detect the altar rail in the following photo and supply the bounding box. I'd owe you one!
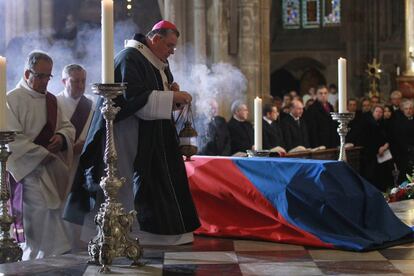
[284,146,362,173]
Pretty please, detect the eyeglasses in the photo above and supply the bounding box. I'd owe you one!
[29,70,53,79]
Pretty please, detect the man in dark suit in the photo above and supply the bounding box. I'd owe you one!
[228,100,254,155]
[262,104,286,152]
[303,85,339,148]
[392,99,414,182]
[281,100,309,151]
[198,98,231,156]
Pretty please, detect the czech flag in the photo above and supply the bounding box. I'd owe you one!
[186,156,413,251]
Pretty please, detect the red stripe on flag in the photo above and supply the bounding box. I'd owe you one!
[186,157,333,248]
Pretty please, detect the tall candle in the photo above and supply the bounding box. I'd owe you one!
[254,97,262,151]
[102,0,114,83]
[338,57,347,113]
[0,57,6,130]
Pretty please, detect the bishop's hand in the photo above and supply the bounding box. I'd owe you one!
[173,91,192,106]
[170,82,180,92]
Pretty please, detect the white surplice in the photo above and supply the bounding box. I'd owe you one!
[6,79,75,260]
[56,90,95,252]
[56,90,95,191]
[81,40,193,246]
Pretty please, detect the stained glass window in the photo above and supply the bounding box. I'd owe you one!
[283,0,301,29]
[282,0,341,29]
[302,0,320,28]
[323,0,341,25]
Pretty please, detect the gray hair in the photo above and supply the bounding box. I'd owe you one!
[390,90,402,99]
[61,64,86,80]
[24,50,53,71]
[231,100,246,115]
[401,98,414,109]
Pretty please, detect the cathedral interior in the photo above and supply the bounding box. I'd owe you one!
[1,0,414,275]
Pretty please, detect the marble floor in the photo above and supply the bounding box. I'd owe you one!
[0,200,414,275]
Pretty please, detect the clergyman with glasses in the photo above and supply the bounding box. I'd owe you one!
[6,50,75,260]
[64,21,200,246]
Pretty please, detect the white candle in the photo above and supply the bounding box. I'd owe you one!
[338,57,347,113]
[254,97,262,151]
[102,0,114,83]
[0,57,6,130]
[396,66,400,76]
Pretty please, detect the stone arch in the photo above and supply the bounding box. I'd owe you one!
[270,69,299,98]
[271,57,327,96]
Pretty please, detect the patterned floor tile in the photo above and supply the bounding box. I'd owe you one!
[83,264,163,275]
[233,239,305,251]
[315,261,402,275]
[163,264,242,276]
[143,236,235,253]
[236,250,312,263]
[239,262,322,276]
[164,251,238,265]
[380,248,414,260]
[309,249,387,261]
[390,260,414,275]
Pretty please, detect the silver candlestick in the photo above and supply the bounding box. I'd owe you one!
[87,83,142,273]
[0,131,22,263]
[330,112,355,162]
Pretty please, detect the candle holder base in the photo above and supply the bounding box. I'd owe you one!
[87,83,142,272]
[330,112,355,162]
[247,150,271,157]
[0,131,22,263]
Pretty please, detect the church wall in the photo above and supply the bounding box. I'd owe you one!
[271,0,405,100]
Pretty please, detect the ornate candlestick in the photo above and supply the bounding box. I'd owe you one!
[88,83,142,273]
[0,131,22,263]
[330,112,355,162]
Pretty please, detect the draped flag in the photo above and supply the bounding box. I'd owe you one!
[186,156,414,251]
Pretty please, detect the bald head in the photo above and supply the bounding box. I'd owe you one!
[290,99,304,118]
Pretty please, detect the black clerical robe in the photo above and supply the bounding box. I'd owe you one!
[281,115,309,151]
[262,119,286,150]
[227,117,254,154]
[198,116,231,156]
[63,34,200,235]
[303,100,339,148]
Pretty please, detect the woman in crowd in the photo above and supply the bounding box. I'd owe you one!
[360,105,393,192]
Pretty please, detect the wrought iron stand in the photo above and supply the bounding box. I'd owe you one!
[0,131,22,263]
[87,84,142,273]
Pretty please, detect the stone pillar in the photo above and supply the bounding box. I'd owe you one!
[5,0,25,46]
[0,1,5,53]
[39,0,54,36]
[260,0,271,99]
[405,0,414,76]
[194,0,207,64]
[238,0,270,118]
[164,0,186,70]
[5,0,54,47]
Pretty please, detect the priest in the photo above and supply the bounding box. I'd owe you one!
[7,51,75,260]
[63,20,200,245]
[57,64,94,250]
[57,64,94,190]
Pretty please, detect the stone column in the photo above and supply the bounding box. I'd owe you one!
[5,0,54,47]
[164,0,186,70]
[207,0,232,64]
[5,0,25,46]
[39,0,54,36]
[260,0,271,99]
[238,0,270,117]
[194,0,207,64]
[405,0,414,75]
